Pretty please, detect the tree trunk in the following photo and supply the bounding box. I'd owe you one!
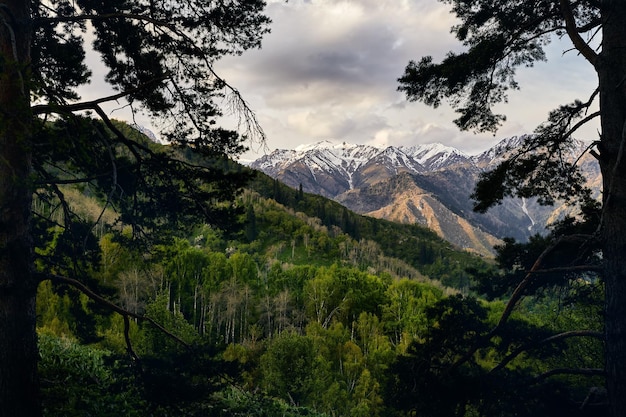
[0,1,37,416]
[598,2,626,416]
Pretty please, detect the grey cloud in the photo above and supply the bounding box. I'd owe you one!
[218,0,458,110]
[218,0,596,159]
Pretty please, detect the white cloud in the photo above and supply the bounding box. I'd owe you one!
[220,0,468,158]
[218,0,599,158]
[76,0,598,160]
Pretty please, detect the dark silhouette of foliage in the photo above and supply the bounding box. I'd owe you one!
[397,0,626,414]
[0,1,270,416]
[388,294,605,417]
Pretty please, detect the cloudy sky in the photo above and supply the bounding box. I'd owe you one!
[83,0,598,160]
[210,0,599,160]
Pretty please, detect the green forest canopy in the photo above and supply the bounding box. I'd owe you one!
[0,0,613,415]
[34,123,604,417]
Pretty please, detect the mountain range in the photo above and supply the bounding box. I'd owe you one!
[249,137,600,256]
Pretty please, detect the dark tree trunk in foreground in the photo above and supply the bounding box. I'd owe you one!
[0,1,38,416]
[599,3,626,416]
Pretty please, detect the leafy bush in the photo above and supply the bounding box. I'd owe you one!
[39,332,145,417]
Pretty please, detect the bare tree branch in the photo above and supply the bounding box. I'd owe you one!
[493,234,594,331]
[528,265,602,274]
[34,175,107,185]
[123,314,141,364]
[82,126,119,252]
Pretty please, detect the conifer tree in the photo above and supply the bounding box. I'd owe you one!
[399,2,624,415]
[0,1,270,416]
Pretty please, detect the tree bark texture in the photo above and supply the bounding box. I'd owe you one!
[598,2,626,417]
[0,1,38,416]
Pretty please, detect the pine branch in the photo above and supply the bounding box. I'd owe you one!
[447,234,595,373]
[564,110,601,139]
[535,367,605,382]
[34,9,266,145]
[490,330,603,373]
[31,76,169,116]
[559,0,599,66]
[38,273,191,349]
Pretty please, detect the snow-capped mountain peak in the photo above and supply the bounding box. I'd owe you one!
[252,141,469,178]
[249,140,476,197]
[131,124,164,144]
[248,137,600,256]
[404,143,470,170]
[294,140,339,152]
[471,135,532,167]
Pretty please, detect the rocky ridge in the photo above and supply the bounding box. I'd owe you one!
[250,137,598,256]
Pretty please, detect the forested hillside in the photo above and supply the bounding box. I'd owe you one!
[250,138,601,256]
[35,124,604,416]
[1,0,612,415]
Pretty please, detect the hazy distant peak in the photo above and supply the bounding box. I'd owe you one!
[470,135,593,168]
[471,135,532,167]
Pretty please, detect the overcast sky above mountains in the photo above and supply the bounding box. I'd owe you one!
[83,0,599,160]
[215,0,598,161]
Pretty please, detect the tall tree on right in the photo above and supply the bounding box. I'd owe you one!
[399,2,625,416]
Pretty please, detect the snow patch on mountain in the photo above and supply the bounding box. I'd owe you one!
[521,197,536,231]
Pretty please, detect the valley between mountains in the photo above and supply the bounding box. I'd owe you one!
[250,136,600,256]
